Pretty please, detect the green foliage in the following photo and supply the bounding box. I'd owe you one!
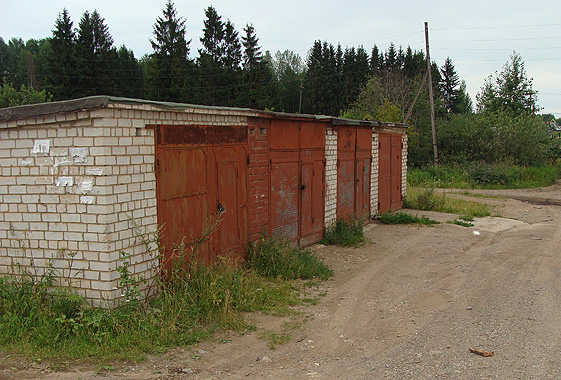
[408,163,561,189]
[0,78,52,107]
[247,236,333,281]
[451,219,474,227]
[321,217,366,247]
[476,52,538,115]
[437,110,553,166]
[378,212,439,225]
[404,187,491,218]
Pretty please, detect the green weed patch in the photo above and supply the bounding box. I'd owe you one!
[321,217,366,247]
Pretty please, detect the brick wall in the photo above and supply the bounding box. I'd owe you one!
[401,133,408,198]
[371,132,379,215]
[324,126,338,227]
[247,118,270,241]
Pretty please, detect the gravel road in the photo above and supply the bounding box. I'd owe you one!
[3,183,561,379]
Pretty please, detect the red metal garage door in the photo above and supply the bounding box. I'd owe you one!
[155,125,248,267]
[378,133,403,214]
[269,120,325,245]
[337,127,372,220]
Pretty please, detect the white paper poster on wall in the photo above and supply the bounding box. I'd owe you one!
[32,140,51,154]
[69,147,88,163]
[56,177,74,187]
[78,179,94,194]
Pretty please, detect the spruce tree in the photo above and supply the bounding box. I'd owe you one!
[75,10,115,97]
[439,57,460,114]
[198,6,225,105]
[149,0,192,102]
[45,9,77,100]
[241,23,272,109]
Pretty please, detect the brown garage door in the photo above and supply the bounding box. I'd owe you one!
[337,127,372,220]
[269,120,325,246]
[378,133,403,214]
[155,125,248,268]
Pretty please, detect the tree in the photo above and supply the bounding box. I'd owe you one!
[269,49,305,113]
[75,10,116,97]
[44,9,77,100]
[148,0,192,102]
[0,77,51,107]
[221,20,242,105]
[240,24,273,109]
[440,57,460,114]
[476,52,539,115]
[197,6,225,105]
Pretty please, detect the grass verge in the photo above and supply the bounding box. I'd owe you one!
[404,187,491,218]
[408,163,561,189]
[0,236,333,364]
[321,217,366,247]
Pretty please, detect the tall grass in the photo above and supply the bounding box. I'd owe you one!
[247,236,333,281]
[408,163,561,189]
[0,225,333,362]
[404,187,491,218]
[321,217,366,247]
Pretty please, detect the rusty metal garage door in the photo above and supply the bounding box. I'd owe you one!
[269,120,325,246]
[378,133,403,214]
[337,127,372,220]
[155,125,248,268]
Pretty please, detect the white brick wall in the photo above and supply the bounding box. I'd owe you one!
[402,133,408,198]
[371,133,379,215]
[324,126,338,227]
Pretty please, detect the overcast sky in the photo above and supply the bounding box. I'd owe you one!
[2,0,560,116]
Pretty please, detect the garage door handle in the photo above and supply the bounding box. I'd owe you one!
[301,185,307,190]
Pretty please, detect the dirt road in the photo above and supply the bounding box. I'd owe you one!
[4,184,561,379]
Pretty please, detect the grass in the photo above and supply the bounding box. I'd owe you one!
[404,187,491,218]
[408,163,561,189]
[321,216,366,247]
[378,212,439,226]
[451,219,475,227]
[247,236,334,281]
[0,235,334,364]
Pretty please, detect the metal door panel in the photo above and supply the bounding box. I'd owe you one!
[378,133,391,214]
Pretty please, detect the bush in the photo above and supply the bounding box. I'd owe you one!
[321,217,366,247]
[247,237,333,281]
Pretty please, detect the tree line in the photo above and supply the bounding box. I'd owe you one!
[2,1,556,167]
[0,2,469,116]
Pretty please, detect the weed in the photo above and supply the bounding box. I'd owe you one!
[378,212,439,226]
[321,216,366,247]
[260,331,291,349]
[451,219,475,227]
[247,236,333,281]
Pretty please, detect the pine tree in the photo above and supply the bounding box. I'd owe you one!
[148,0,192,102]
[75,10,115,97]
[240,23,272,109]
[440,57,460,114]
[44,9,77,100]
[221,20,242,106]
[370,45,384,75]
[384,43,398,71]
[197,6,225,105]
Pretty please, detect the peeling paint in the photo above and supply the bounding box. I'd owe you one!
[56,177,73,187]
[80,196,95,204]
[86,167,104,176]
[78,178,94,194]
[69,147,88,164]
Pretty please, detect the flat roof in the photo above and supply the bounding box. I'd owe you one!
[0,95,408,129]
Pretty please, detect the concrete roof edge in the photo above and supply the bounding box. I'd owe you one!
[0,96,110,123]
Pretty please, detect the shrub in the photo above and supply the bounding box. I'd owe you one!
[321,217,366,247]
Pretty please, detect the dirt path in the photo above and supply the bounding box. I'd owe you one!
[3,185,561,379]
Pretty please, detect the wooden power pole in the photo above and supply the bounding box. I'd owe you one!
[425,21,439,166]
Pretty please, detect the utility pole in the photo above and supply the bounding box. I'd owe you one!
[425,21,439,166]
[298,79,303,114]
